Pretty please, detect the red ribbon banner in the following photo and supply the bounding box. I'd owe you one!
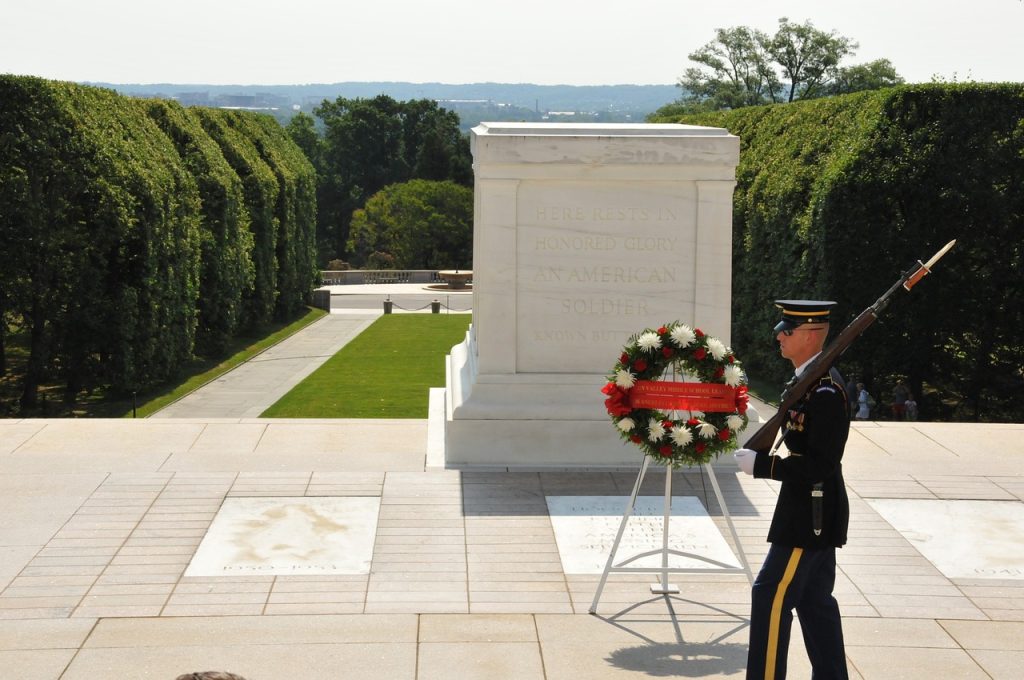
[628,381,739,413]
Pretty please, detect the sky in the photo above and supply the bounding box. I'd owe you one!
[2,0,1022,86]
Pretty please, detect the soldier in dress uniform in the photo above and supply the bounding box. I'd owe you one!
[733,300,851,680]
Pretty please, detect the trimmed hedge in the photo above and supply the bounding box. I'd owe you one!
[1,76,202,400]
[227,112,318,319]
[656,84,1024,421]
[0,76,317,408]
[191,108,281,327]
[142,99,255,355]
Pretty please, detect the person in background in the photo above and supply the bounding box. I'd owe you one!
[891,381,910,420]
[905,393,919,421]
[734,299,851,680]
[175,673,248,680]
[844,378,858,420]
[855,383,871,420]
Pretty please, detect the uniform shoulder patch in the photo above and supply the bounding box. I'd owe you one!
[814,384,839,394]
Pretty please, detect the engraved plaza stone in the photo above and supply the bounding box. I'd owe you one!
[546,495,742,574]
[867,498,1024,580]
[185,497,380,576]
[442,122,740,467]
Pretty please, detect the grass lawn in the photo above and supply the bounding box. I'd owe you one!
[261,314,471,418]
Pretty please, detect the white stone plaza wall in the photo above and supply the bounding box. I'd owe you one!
[443,123,739,468]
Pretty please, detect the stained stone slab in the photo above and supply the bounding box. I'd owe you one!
[867,498,1024,580]
[545,495,741,574]
[185,497,380,577]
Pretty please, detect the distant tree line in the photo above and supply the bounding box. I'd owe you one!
[284,95,473,268]
[0,76,317,411]
[654,17,904,117]
[653,84,1024,423]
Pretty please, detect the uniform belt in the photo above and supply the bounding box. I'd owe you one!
[811,483,824,536]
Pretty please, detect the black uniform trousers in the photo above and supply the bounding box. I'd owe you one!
[746,544,848,680]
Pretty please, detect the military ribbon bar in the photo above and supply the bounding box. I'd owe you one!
[628,381,739,413]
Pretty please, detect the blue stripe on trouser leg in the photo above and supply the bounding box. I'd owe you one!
[746,545,848,680]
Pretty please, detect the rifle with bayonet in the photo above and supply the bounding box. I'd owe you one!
[744,240,956,455]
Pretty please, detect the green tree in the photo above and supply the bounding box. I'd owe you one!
[347,180,472,270]
[667,18,897,113]
[315,96,403,263]
[285,111,322,169]
[313,96,472,262]
[827,59,905,96]
[681,26,781,110]
[767,17,857,101]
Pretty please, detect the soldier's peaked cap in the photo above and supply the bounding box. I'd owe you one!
[774,300,836,333]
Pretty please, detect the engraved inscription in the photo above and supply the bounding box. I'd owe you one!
[546,496,741,574]
[561,298,649,315]
[515,183,699,372]
[535,206,679,222]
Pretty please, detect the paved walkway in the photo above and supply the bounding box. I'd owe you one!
[3,287,1023,678]
[0,418,1022,679]
[152,313,380,419]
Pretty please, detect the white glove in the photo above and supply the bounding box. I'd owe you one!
[734,448,757,475]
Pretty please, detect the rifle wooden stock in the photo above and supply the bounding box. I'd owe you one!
[743,239,955,455]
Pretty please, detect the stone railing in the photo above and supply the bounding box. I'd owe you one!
[320,270,472,285]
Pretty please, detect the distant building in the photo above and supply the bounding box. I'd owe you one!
[176,92,210,106]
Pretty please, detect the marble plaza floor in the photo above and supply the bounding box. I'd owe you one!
[0,418,1022,679]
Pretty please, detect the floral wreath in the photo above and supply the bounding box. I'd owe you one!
[601,322,749,467]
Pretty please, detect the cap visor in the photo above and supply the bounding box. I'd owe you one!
[774,320,797,333]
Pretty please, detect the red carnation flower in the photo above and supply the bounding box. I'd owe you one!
[657,326,668,335]
[695,442,707,453]
[728,355,735,364]
[687,418,699,426]
[662,347,674,358]
[718,428,731,441]
[694,348,707,360]
[633,358,648,372]
[695,328,705,338]
[630,434,642,443]
[661,420,673,429]
[659,445,672,456]
[620,352,629,364]
[714,366,725,379]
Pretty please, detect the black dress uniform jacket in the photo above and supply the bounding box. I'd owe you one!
[752,367,850,548]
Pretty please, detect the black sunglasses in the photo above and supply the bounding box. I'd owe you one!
[780,327,824,337]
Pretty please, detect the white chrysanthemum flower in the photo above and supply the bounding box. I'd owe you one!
[727,415,745,431]
[637,331,661,351]
[614,369,636,389]
[617,417,636,432]
[698,421,718,439]
[670,324,695,347]
[647,418,665,442]
[706,337,727,361]
[723,364,744,387]
[670,426,693,447]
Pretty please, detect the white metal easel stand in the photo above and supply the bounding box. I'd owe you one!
[589,455,754,614]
